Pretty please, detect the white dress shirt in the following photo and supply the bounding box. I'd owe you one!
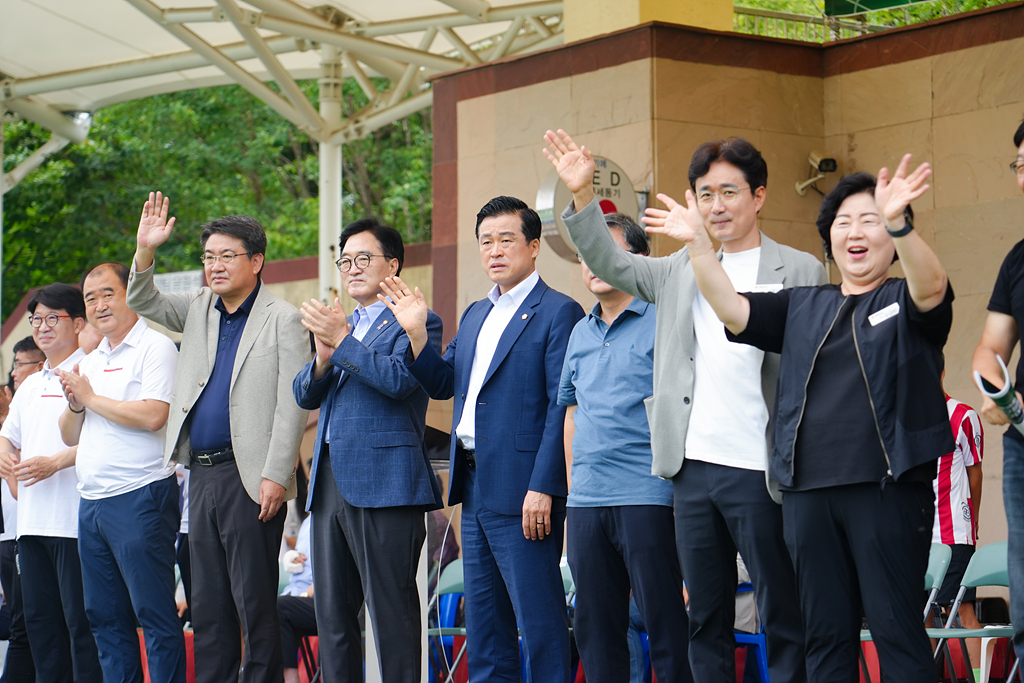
[455,270,540,450]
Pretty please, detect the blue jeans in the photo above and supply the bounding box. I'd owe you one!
[1003,434,1024,661]
[79,475,185,683]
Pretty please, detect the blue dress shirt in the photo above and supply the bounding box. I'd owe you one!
[189,281,261,452]
[557,298,672,507]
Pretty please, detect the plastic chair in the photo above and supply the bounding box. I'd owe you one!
[926,542,1017,683]
[426,559,466,683]
[734,582,768,683]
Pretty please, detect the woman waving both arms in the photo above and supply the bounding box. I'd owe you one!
[644,155,952,683]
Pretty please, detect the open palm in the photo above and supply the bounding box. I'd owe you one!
[137,191,176,249]
[642,191,708,245]
[875,154,931,222]
[379,276,428,334]
[542,129,595,194]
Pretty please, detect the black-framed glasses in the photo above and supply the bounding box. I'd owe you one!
[28,314,72,328]
[12,360,42,367]
[201,252,250,266]
[336,254,387,272]
[1011,160,1024,176]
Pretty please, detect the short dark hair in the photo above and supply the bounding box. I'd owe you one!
[200,215,268,274]
[604,213,650,255]
[28,283,86,320]
[816,171,911,261]
[688,138,768,194]
[80,262,129,290]
[12,336,42,359]
[475,196,542,242]
[1014,114,1024,148]
[338,217,405,276]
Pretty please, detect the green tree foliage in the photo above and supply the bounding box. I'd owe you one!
[735,0,1015,23]
[1,79,432,321]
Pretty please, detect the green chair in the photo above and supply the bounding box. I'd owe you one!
[926,541,1018,683]
[427,559,467,683]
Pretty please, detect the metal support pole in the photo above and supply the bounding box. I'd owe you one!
[318,46,343,304]
[1,114,5,331]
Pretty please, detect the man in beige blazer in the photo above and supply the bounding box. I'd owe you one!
[127,192,308,683]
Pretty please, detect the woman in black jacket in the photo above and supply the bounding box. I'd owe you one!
[644,154,952,683]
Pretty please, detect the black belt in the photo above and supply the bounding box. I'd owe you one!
[191,447,235,466]
[456,441,476,469]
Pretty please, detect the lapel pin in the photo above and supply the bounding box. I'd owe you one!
[521,314,528,320]
[377,319,389,330]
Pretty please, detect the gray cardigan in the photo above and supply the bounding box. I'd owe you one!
[562,198,827,499]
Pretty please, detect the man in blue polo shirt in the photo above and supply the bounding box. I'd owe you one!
[559,213,692,683]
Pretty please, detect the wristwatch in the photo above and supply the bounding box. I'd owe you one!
[886,207,914,238]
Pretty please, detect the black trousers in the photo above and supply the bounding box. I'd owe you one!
[311,451,426,683]
[18,535,101,683]
[277,596,317,669]
[567,505,693,683]
[176,533,191,625]
[190,460,286,683]
[783,482,934,683]
[673,459,806,683]
[0,540,34,683]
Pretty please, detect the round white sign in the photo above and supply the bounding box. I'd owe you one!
[536,157,640,262]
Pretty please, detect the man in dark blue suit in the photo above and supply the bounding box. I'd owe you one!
[293,218,443,683]
[381,196,585,682]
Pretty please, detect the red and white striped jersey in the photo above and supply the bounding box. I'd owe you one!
[932,396,984,545]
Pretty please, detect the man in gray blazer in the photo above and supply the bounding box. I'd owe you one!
[127,192,308,683]
[544,131,826,683]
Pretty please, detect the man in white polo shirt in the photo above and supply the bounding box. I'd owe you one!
[57,262,183,683]
[0,283,102,683]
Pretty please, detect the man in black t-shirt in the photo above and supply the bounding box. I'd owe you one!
[971,113,1024,664]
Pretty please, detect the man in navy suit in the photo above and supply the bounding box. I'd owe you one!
[381,196,585,682]
[293,218,443,683]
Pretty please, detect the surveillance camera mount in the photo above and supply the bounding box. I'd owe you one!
[795,173,827,197]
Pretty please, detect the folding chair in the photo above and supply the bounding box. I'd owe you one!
[859,543,953,683]
[427,559,466,683]
[926,542,1018,683]
[735,582,768,683]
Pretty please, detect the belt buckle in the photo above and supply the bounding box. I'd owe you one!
[196,454,213,466]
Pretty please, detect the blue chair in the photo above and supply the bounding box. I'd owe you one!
[735,582,769,683]
[427,559,466,683]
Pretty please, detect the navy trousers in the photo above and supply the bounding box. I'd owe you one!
[79,475,185,683]
[0,540,34,683]
[673,459,806,683]
[460,467,570,683]
[18,535,102,683]
[567,505,693,683]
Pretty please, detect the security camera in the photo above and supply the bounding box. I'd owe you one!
[808,151,837,174]
[796,151,838,196]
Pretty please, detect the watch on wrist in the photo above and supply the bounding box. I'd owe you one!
[886,207,914,238]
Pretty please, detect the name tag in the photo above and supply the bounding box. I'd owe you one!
[869,302,900,326]
[751,283,783,293]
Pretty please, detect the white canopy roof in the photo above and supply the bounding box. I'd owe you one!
[1,0,564,143]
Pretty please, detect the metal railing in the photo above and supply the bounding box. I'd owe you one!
[733,6,887,42]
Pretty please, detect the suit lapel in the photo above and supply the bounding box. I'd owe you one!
[206,300,221,373]
[481,279,547,388]
[755,232,786,286]
[230,287,272,391]
[335,313,357,389]
[457,300,493,395]
[359,308,393,349]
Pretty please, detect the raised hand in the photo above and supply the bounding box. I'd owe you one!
[542,129,596,196]
[642,192,713,253]
[378,276,431,358]
[300,298,350,354]
[137,191,176,250]
[875,154,931,224]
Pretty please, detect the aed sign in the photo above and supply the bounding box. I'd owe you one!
[535,156,639,263]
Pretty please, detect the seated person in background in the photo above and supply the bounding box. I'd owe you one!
[932,371,984,670]
[278,509,314,683]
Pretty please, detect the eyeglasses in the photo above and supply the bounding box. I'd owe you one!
[1011,160,1024,176]
[201,252,250,266]
[336,254,387,272]
[696,186,751,206]
[29,314,72,328]
[12,360,42,367]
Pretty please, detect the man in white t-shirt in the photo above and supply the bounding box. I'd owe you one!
[57,263,183,683]
[547,130,826,683]
[0,283,102,683]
